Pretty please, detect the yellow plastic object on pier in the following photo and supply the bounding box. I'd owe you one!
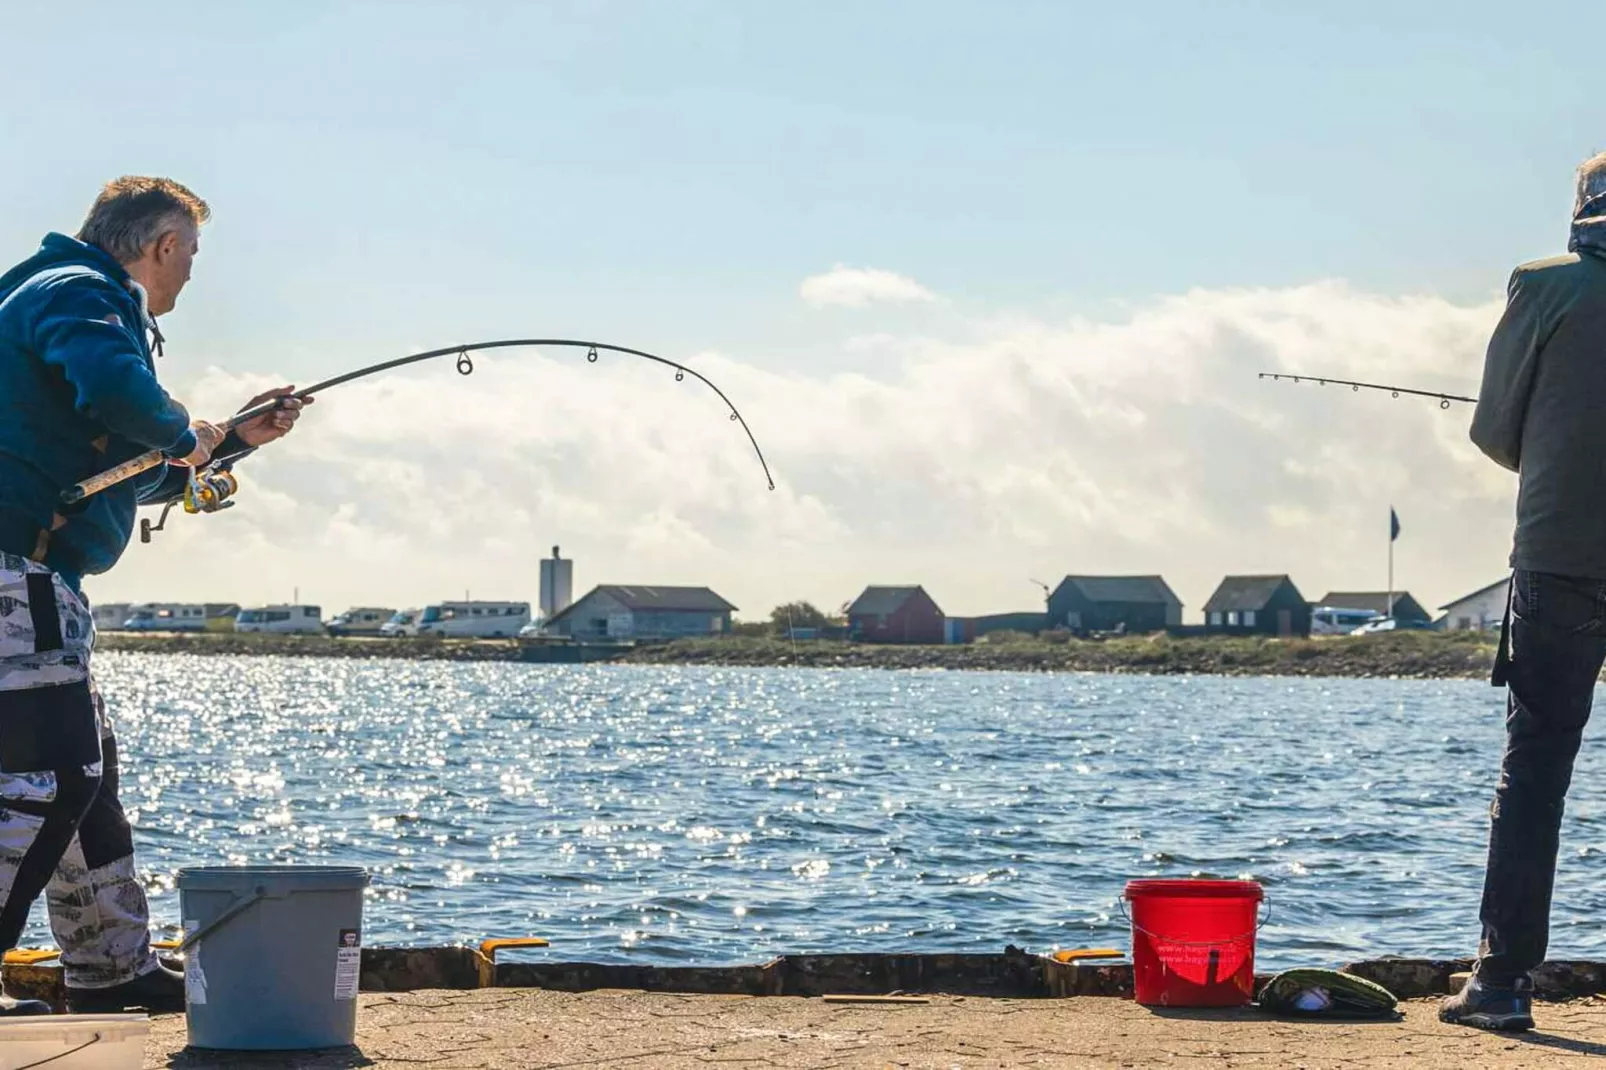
[1051,948,1125,963]
[475,937,550,988]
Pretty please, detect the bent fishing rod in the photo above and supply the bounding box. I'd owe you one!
[64,339,776,510]
[1257,372,1477,409]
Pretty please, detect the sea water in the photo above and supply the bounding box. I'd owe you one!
[28,653,1601,972]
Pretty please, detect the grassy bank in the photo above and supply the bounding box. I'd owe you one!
[95,628,1500,679]
[620,629,1497,678]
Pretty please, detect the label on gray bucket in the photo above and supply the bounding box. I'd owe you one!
[334,928,361,1000]
[184,919,207,1005]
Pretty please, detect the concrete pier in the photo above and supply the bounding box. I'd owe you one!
[138,989,1606,1068]
[7,948,1604,1066]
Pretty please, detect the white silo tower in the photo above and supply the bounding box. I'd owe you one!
[539,545,574,622]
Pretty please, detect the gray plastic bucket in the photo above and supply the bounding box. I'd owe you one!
[177,865,369,1050]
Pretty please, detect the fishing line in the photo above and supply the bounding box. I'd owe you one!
[64,339,776,511]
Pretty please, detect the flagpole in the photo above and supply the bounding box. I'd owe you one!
[1388,535,1394,621]
[1387,507,1395,622]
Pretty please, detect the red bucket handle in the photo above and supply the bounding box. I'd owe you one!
[1117,896,1271,949]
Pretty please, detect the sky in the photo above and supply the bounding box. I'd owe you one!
[1,1,1602,621]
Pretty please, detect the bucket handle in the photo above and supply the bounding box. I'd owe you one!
[178,886,268,952]
[1116,897,1271,949]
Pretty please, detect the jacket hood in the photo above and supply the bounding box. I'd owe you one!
[1570,169,1606,257]
[0,232,130,297]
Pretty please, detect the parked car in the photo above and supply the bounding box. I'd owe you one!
[1311,606,1385,636]
[203,603,241,632]
[327,606,397,637]
[1349,616,1431,636]
[380,609,421,638]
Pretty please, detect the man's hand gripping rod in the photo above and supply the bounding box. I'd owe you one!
[60,395,290,505]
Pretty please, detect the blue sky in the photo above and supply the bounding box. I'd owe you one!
[3,2,1597,367]
[1,2,1600,614]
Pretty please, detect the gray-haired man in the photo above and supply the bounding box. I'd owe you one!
[1443,151,1606,1032]
[0,178,307,1015]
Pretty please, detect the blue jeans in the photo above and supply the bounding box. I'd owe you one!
[1478,570,1606,983]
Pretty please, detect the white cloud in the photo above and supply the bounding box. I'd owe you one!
[96,281,1512,623]
[799,265,937,308]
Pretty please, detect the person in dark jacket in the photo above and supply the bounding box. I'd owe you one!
[1441,151,1606,1032]
[0,177,307,1016]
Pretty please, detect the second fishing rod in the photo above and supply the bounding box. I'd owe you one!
[1257,373,1477,408]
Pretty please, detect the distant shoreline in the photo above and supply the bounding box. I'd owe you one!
[92,630,1500,679]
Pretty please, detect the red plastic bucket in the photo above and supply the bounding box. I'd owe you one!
[1124,879,1264,1007]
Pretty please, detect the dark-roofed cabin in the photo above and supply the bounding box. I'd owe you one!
[543,585,736,640]
[848,586,945,644]
[1204,575,1310,638]
[1048,575,1182,635]
[1317,591,1432,627]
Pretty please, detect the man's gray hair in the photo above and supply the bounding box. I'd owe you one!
[1576,152,1606,221]
[76,176,210,264]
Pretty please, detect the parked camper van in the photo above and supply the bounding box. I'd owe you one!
[234,604,324,634]
[380,609,420,638]
[122,604,208,632]
[326,606,397,637]
[414,601,530,638]
[1310,606,1385,637]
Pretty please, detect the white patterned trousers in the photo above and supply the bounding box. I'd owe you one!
[0,555,158,988]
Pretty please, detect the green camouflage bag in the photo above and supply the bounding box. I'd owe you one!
[1257,969,1400,1020]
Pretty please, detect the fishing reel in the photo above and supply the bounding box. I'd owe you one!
[139,466,241,544]
[184,466,239,515]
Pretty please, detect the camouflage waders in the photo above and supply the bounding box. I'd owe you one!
[0,554,158,989]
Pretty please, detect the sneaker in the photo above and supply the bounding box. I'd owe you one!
[1438,975,1535,1032]
[0,993,54,1017]
[65,962,186,1014]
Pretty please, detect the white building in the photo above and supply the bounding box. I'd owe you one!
[1439,578,1508,631]
[539,545,574,622]
[544,585,735,640]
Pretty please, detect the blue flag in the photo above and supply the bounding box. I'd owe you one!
[1390,507,1401,542]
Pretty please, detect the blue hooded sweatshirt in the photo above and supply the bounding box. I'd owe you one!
[0,233,247,590]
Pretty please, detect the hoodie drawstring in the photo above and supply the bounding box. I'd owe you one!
[127,280,164,357]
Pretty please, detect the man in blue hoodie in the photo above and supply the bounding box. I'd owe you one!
[0,177,306,1015]
[1441,153,1606,1032]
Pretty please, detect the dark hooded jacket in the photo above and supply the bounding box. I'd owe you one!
[1472,168,1606,577]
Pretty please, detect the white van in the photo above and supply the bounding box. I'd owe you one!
[415,601,530,638]
[235,604,324,635]
[327,606,397,637]
[1310,606,1385,637]
[380,608,421,638]
[122,604,207,632]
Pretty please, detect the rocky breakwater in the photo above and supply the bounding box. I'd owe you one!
[623,630,1500,679]
[94,628,1502,679]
